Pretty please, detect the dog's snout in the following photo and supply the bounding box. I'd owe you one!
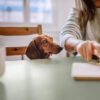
[57,46,63,51]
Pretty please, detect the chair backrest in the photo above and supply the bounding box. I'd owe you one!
[0,25,42,59]
[0,25,42,36]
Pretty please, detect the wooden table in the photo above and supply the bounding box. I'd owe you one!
[0,57,100,100]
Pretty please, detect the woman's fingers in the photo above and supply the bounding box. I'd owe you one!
[92,41,100,49]
[77,42,86,59]
[94,49,100,58]
[92,41,100,57]
[86,42,92,61]
[82,44,87,59]
[77,41,93,61]
[82,41,92,61]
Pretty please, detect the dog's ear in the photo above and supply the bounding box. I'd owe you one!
[26,40,41,59]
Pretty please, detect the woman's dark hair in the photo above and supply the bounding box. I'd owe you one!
[76,0,96,30]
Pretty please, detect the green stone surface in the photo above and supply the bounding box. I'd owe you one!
[0,57,100,100]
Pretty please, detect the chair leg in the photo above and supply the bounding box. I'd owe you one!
[21,55,24,60]
[66,52,70,57]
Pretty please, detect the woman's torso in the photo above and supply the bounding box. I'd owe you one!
[86,8,100,43]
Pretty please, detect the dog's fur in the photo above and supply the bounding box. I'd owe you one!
[26,35,63,59]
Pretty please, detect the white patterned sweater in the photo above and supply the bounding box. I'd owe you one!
[60,8,100,50]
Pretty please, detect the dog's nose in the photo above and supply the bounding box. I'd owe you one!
[58,46,63,51]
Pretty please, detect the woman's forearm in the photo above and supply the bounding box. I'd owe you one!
[65,37,83,53]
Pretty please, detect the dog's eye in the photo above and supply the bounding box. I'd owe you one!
[43,40,48,44]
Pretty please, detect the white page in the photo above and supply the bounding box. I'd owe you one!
[72,63,100,77]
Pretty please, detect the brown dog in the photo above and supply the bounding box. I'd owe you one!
[26,35,63,59]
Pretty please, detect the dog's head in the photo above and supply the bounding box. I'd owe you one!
[26,35,63,59]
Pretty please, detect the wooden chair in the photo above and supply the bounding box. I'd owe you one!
[0,25,42,60]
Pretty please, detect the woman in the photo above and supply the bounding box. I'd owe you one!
[60,0,100,61]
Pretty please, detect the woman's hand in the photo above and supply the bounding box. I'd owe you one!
[65,38,100,61]
[76,41,100,61]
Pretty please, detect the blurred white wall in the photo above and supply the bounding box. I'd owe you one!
[56,0,75,28]
[44,0,75,34]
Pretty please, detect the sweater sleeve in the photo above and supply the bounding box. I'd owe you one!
[60,8,83,48]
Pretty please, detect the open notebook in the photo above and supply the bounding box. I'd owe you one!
[72,63,100,80]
